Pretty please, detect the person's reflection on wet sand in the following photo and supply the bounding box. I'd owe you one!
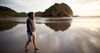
[25,49,38,53]
[34,50,38,53]
[25,49,28,53]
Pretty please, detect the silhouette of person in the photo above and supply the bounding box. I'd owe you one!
[25,12,39,51]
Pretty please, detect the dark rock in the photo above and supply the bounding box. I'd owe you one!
[43,3,73,31]
[43,3,73,17]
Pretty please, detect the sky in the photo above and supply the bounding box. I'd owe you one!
[0,0,100,16]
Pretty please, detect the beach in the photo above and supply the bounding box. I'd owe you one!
[0,17,100,53]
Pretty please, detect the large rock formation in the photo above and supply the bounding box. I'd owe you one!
[43,3,73,31]
[43,3,73,17]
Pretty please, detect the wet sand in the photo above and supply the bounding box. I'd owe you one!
[0,18,100,53]
[0,23,100,53]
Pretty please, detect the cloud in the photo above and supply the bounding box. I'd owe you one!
[0,0,12,5]
[0,0,100,15]
[0,0,28,12]
[11,0,54,12]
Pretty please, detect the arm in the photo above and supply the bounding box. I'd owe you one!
[29,21,35,35]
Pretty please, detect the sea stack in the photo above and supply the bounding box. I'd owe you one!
[43,3,73,17]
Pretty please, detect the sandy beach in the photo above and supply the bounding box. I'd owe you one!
[0,18,100,53]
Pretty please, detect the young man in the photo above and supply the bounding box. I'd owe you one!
[25,12,38,50]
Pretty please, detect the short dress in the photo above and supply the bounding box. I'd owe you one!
[26,18,35,42]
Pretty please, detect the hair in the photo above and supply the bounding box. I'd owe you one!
[28,12,35,19]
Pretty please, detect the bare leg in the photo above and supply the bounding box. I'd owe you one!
[33,32,36,48]
[33,32,39,50]
[25,40,30,50]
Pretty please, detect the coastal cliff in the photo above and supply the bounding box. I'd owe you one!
[35,3,73,17]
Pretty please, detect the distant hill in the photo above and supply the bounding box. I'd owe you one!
[0,6,27,17]
[35,3,73,17]
[35,11,44,17]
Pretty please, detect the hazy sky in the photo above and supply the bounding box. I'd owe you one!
[0,0,100,16]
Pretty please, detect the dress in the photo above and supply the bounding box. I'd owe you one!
[26,18,35,42]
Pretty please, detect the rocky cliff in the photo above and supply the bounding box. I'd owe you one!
[43,3,73,17]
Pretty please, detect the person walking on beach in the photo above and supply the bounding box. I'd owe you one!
[25,12,38,50]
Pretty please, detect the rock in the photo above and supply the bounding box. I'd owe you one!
[43,3,73,17]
